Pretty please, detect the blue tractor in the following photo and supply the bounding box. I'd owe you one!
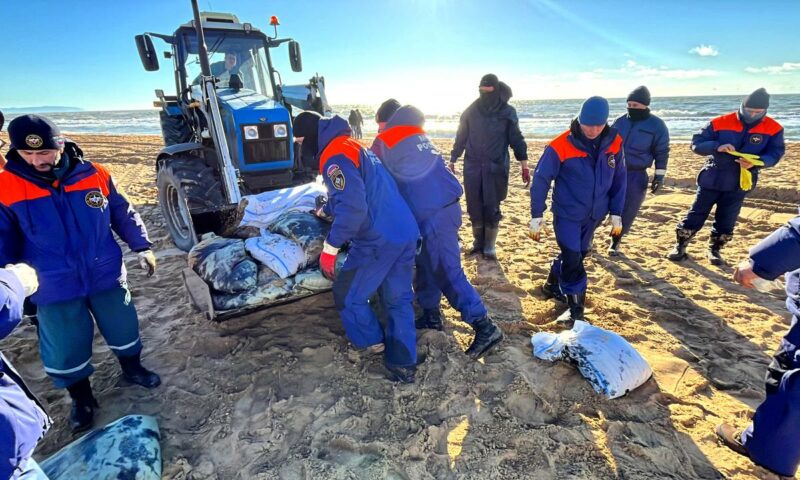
[135,1,329,250]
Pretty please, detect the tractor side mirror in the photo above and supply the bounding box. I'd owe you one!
[288,41,302,72]
[135,34,160,72]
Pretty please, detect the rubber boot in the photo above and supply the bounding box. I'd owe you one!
[607,235,622,257]
[541,267,567,304]
[469,224,484,256]
[707,233,732,266]
[556,293,585,328]
[119,352,161,388]
[465,315,504,360]
[385,365,416,384]
[67,378,98,434]
[666,228,696,261]
[415,308,444,331]
[483,225,499,260]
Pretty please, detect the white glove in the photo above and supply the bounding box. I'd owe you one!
[528,218,544,241]
[610,215,623,236]
[5,263,38,297]
[138,250,157,277]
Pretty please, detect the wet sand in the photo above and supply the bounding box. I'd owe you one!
[0,132,797,479]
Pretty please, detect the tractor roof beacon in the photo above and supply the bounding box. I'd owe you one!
[135,1,330,251]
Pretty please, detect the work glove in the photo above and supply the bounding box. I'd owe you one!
[320,241,340,280]
[651,174,664,194]
[138,250,157,277]
[521,167,531,187]
[528,218,544,241]
[5,263,38,297]
[313,195,332,222]
[610,215,623,237]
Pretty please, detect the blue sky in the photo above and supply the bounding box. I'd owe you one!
[1,0,798,113]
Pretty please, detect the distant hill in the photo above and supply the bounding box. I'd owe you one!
[1,106,84,113]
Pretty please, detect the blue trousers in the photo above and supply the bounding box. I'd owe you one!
[549,217,598,295]
[741,315,800,477]
[37,286,143,389]
[333,241,417,368]
[679,187,748,235]
[621,170,649,236]
[415,203,488,324]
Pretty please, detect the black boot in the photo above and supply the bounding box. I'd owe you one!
[556,293,585,328]
[666,228,696,261]
[415,308,444,331]
[607,235,622,257]
[707,233,732,266]
[469,224,484,256]
[119,352,161,388]
[465,315,504,360]
[541,267,567,304]
[385,364,416,384]
[483,225,499,260]
[67,378,98,434]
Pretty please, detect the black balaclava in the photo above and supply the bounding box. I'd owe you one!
[478,73,501,112]
[292,111,322,158]
[739,87,770,125]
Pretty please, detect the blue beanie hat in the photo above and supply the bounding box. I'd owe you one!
[8,114,64,150]
[578,96,609,126]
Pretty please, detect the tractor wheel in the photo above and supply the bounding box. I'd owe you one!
[157,155,225,251]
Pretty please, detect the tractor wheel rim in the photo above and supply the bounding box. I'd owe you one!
[165,183,191,240]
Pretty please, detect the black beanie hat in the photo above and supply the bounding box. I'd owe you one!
[376,98,401,123]
[744,88,770,109]
[627,85,651,106]
[480,73,499,89]
[8,114,64,150]
[292,111,322,156]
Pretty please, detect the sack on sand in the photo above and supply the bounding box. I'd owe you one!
[531,321,652,399]
[188,236,257,294]
[244,232,306,279]
[267,211,330,267]
[240,182,327,228]
[212,279,294,311]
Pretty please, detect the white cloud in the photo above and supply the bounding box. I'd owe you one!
[745,62,800,75]
[689,45,719,57]
[592,60,720,80]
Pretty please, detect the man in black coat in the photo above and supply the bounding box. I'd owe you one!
[450,73,529,259]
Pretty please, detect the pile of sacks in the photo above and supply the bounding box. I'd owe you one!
[187,183,344,311]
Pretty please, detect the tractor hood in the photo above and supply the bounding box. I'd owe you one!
[217,89,284,114]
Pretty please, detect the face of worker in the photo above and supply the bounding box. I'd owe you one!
[479,85,495,94]
[580,124,605,140]
[627,101,648,109]
[224,53,237,71]
[17,148,63,172]
[743,107,765,118]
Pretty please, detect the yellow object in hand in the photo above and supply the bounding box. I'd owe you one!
[730,151,766,191]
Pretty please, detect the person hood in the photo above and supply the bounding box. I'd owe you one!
[385,105,425,129]
[498,82,513,104]
[318,115,353,152]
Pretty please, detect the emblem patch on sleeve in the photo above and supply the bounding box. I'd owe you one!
[327,164,346,190]
[749,134,763,145]
[607,154,616,168]
[85,190,108,209]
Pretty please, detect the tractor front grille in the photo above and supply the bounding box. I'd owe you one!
[241,123,290,165]
[243,140,289,165]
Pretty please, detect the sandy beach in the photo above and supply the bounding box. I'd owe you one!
[0,132,797,479]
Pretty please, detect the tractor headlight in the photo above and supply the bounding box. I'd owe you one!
[273,123,288,138]
[243,125,260,140]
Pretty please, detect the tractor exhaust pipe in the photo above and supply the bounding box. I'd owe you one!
[190,0,211,77]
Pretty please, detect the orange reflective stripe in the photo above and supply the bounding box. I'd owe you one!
[64,172,110,197]
[319,136,362,173]
[549,130,587,163]
[749,116,783,136]
[0,170,51,207]
[710,112,743,133]
[606,133,623,155]
[376,126,425,149]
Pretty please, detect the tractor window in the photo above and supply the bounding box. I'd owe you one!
[183,31,273,98]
